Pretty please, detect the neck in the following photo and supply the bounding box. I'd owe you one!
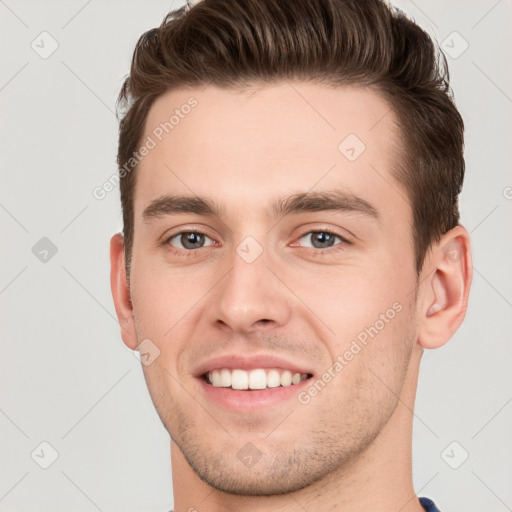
[170,353,425,512]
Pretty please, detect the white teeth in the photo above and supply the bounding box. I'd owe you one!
[231,369,249,390]
[267,369,281,388]
[219,368,231,387]
[280,370,292,387]
[206,368,309,389]
[248,369,267,389]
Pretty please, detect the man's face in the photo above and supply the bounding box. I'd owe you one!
[127,83,421,494]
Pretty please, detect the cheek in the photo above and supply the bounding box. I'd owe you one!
[140,359,185,434]
[130,259,206,339]
[317,301,415,420]
[287,257,417,395]
[289,262,411,341]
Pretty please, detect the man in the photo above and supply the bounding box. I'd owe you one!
[110,0,472,510]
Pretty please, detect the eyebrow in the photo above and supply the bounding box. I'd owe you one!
[142,189,379,222]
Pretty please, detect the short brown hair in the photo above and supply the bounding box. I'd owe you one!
[117,0,464,275]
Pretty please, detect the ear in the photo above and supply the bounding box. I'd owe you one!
[110,233,138,350]
[417,225,473,349]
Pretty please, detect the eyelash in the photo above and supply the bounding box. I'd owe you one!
[163,228,351,257]
[163,229,216,258]
[294,230,351,256]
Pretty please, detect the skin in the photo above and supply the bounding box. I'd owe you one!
[110,83,472,512]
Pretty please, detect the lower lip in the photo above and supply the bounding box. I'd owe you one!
[196,376,313,412]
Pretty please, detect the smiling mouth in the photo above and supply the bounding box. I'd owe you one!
[202,368,314,390]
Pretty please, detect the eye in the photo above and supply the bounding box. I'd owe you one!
[166,231,215,250]
[297,230,345,250]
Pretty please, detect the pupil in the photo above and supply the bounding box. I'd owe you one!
[182,232,204,249]
[313,232,334,249]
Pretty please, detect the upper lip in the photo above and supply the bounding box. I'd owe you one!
[194,353,314,377]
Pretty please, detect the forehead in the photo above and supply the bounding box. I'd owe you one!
[135,82,407,222]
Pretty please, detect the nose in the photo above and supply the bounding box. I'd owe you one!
[211,245,292,334]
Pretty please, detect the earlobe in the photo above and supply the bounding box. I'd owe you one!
[418,225,472,349]
[110,233,139,350]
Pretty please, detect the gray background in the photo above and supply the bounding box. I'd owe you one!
[0,0,511,511]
